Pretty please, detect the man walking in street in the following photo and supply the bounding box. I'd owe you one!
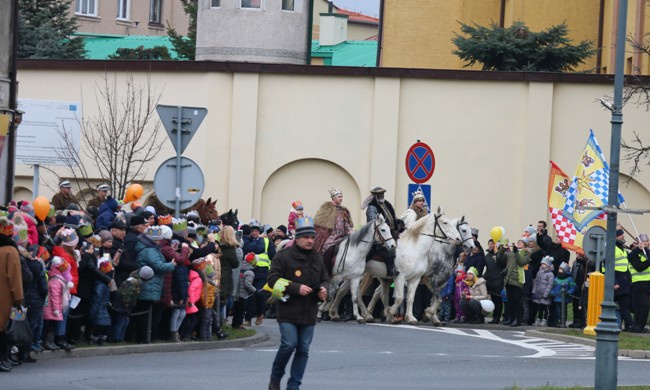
[268,217,329,390]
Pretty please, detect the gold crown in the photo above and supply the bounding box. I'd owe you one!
[328,187,343,198]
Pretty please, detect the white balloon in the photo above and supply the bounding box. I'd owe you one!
[480,300,495,313]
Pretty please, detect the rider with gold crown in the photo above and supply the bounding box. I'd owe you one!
[400,189,429,229]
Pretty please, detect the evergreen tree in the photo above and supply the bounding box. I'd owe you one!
[166,0,197,61]
[108,46,173,61]
[452,22,595,72]
[18,0,86,59]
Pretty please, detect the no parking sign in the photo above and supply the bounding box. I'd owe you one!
[405,141,435,184]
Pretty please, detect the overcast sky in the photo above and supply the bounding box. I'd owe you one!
[333,0,380,17]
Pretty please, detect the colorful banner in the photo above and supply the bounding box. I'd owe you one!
[562,130,624,231]
[548,161,606,255]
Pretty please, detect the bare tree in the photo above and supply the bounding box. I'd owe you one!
[56,73,165,204]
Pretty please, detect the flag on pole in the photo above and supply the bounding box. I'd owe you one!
[562,130,625,231]
[548,161,606,254]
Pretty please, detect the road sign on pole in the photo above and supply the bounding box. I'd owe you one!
[156,105,208,155]
[407,183,431,212]
[153,156,205,213]
[405,141,435,184]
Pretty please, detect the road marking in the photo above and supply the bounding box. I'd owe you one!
[379,351,394,354]
[256,349,279,352]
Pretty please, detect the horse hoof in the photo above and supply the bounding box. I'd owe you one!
[433,321,443,327]
[408,320,418,325]
[331,317,341,322]
[365,317,375,323]
[357,318,366,324]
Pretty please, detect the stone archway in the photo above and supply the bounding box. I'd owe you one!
[260,159,361,228]
[13,186,33,202]
[619,173,650,236]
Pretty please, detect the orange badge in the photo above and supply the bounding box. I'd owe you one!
[295,270,302,277]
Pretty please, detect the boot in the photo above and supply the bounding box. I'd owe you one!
[540,319,548,327]
[55,336,74,351]
[255,314,264,326]
[215,328,229,340]
[43,332,60,351]
[169,332,181,342]
[533,318,542,326]
[268,376,281,390]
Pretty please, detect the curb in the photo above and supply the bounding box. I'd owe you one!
[33,332,270,361]
[525,329,650,359]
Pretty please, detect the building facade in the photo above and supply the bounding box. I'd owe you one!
[70,0,189,36]
[312,0,378,41]
[379,0,650,75]
[14,60,650,243]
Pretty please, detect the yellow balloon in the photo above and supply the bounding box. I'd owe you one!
[490,226,505,242]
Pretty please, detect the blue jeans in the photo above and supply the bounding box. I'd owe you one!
[110,313,129,342]
[271,322,315,390]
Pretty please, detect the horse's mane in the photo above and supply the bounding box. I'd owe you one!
[349,220,374,246]
[400,214,432,242]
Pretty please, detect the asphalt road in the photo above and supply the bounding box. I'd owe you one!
[3,320,649,389]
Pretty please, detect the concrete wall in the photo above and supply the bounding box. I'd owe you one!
[196,0,310,63]
[71,0,189,36]
[14,62,650,249]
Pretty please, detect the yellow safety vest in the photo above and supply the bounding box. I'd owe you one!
[601,246,630,273]
[630,253,650,283]
[256,238,271,269]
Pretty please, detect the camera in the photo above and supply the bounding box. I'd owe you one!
[82,241,91,250]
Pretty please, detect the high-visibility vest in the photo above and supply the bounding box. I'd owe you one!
[630,253,650,283]
[601,246,630,273]
[256,238,271,269]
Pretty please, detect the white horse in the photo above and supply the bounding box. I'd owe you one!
[423,216,475,326]
[321,215,396,323]
[363,207,461,324]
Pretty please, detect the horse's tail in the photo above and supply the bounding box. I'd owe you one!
[358,272,374,297]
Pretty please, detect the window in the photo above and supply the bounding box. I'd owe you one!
[117,0,131,20]
[75,0,97,16]
[241,0,261,8]
[282,0,294,11]
[150,0,162,23]
[211,0,221,7]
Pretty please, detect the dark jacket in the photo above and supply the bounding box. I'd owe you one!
[611,242,632,297]
[189,241,218,261]
[219,244,239,299]
[483,249,504,295]
[440,274,454,299]
[543,242,570,276]
[25,257,48,310]
[628,246,650,293]
[244,237,276,281]
[171,265,189,304]
[95,198,119,231]
[116,229,141,286]
[267,244,330,325]
[465,250,486,277]
[77,252,112,301]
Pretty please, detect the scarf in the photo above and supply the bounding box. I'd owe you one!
[464,278,476,287]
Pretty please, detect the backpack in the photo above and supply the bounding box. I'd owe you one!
[117,270,142,312]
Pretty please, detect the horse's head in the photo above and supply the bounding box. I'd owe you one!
[453,216,475,251]
[220,208,240,229]
[373,214,397,251]
[195,197,219,225]
[429,207,461,244]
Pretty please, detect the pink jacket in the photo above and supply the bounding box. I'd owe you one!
[42,267,69,321]
[186,270,203,314]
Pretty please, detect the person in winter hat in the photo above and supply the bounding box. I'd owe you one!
[109,266,154,342]
[42,257,74,351]
[450,269,470,323]
[459,267,491,324]
[232,251,257,329]
[179,265,204,341]
[531,256,555,326]
[549,262,576,327]
[88,258,114,345]
[288,201,304,237]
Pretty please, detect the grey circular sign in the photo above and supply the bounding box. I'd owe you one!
[582,226,607,262]
[153,156,205,210]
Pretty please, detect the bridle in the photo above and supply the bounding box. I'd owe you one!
[359,219,396,249]
[456,219,474,247]
[420,214,458,245]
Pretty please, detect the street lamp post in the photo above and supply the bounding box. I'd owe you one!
[594,0,627,388]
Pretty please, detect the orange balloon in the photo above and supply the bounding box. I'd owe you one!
[33,196,51,221]
[124,184,144,203]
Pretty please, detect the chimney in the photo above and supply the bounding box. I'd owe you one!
[319,13,348,46]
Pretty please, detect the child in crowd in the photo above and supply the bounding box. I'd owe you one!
[550,262,576,327]
[199,264,216,341]
[287,201,304,237]
[450,269,469,323]
[89,258,113,345]
[439,273,455,323]
[531,256,554,326]
[179,259,205,341]
[110,266,154,342]
[169,248,190,342]
[42,257,73,351]
[232,253,257,329]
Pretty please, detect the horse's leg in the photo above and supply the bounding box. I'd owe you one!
[425,294,443,326]
[329,280,350,321]
[348,278,365,324]
[386,275,405,323]
[364,283,382,323]
[404,279,421,325]
[379,279,392,322]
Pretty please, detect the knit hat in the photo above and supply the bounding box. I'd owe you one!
[110,219,128,230]
[130,214,146,227]
[263,224,273,235]
[616,229,625,237]
[192,258,207,271]
[61,228,79,247]
[295,216,316,238]
[292,201,303,210]
[466,267,478,277]
[541,256,554,267]
[57,259,71,273]
[99,259,113,274]
[523,225,537,236]
[98,230,113,244]
[206,264,216,278]
[64,214,81,229]
[245,252,257,266]
[146,226,164,241]
[19,201,33,215]
[240,224,251,236]
[12,221,29,247]
[145,206,157,216]
[186,210,200,224]
[559,262,570,273]
[276,225,288,236]
[139,266,154,281]
[47,205,56,218]
[0,217,14,237]
[160,225,173,240]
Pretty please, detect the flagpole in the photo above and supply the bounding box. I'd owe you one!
[594,0,627,388]
[620,202,641,240]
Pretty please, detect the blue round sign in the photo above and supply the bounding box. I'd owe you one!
[405,142,435,183]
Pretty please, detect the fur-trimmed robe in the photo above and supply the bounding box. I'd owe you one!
[314,202,352,254]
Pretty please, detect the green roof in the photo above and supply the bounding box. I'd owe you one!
[311,40,377,67]
[76,34,180,60]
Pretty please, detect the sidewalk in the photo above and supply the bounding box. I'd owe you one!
[33,332,270,361]
[525,329,650,359]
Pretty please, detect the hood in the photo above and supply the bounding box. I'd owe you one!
[99,198,119,213]
[135,234,158,252]
[474,277,486,287]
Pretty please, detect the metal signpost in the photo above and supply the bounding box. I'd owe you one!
[156,105,208,218]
